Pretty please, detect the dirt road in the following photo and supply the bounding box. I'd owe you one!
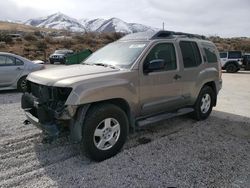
[0,72,250,187]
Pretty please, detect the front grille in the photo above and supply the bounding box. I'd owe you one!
[27,81,72,104]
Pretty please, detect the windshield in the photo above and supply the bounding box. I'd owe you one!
[83,41,148,68]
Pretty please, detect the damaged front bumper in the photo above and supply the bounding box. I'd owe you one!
[21,92,77,138]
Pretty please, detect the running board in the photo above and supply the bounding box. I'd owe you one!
[137,108,194,128]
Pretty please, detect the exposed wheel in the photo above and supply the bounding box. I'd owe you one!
[17,76,27,92]
[193,86,215,120]
[226,63,237,73]
[81,103,129,161]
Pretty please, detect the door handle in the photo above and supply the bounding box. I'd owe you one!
[174,74,181,80]
[16,67,23,70]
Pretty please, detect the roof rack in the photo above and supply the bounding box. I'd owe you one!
[119,30,207,41]
[151,30,206,40]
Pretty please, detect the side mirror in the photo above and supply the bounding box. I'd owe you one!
[146,59,165,73]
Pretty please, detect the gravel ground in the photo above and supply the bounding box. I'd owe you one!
[0,72,250,188]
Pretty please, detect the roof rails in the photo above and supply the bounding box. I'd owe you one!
[151,30,206,40]
[119,30,207,41]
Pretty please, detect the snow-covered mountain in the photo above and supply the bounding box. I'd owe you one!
[24,13,85,32]
[24,13,156,33]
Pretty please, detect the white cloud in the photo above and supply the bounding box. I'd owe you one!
[0,0,250,37]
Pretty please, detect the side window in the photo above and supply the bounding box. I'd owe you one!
[144,43,177,72]
[5,56,15,65]
[180,41,202,68]
[220,52,227,58]
[228,51,242,59]
[203,47,218,63]
[16,58,24,65]
[0,55,6,65]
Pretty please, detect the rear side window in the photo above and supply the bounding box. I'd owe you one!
[203,47,218,63]
[180,41,202,68]
[16,58,24,65]
[228,51,242,59]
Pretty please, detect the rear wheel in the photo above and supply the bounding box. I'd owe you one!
[81,103,129,161]
[193,86,215,120]
[17,76,27,92]
[226,63,238,73]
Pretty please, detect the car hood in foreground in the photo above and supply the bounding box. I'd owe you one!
[27,64,120,86]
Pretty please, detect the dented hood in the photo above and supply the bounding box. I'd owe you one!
[27,64,119,86]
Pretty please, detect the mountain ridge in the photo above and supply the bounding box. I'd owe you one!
[22,12,156,33]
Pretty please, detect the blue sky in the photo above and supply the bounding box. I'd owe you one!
[0,0,249,37]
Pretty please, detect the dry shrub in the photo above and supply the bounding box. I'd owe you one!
[24,33,37,41]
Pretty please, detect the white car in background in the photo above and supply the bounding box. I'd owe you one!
[0,52,44,91]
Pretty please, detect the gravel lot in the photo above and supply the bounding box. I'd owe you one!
[0,71,250,188]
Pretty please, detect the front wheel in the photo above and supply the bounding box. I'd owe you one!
[17,76,27,92]
[81,104,129,161]
[193,86,215,120]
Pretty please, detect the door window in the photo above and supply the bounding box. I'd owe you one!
[0,55,16,66]
[144,43,177,72]
[0,55,6,65]
[180,41,202,68]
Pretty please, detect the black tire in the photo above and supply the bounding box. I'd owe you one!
[81,103,129,161]
[226,63,237,73]
[17,76,27,92]
[50,61,54,64]
[193,86,215,120]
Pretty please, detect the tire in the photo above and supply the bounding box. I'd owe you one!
[81,103,129,161]
[17,76,27,92]
[193,86,215,120]
[226,63,237,73]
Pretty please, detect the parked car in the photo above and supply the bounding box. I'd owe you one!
[49,49,74,64]
[21,30,222,161]
[0,52,44,91]
[219,51,242,73]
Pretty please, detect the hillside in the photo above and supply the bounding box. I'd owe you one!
[0,24,250,62]
[0,21,56,33]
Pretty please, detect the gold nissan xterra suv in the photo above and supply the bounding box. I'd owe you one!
[22,30,222,161]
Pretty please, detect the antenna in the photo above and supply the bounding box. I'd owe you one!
[162,22,165,30]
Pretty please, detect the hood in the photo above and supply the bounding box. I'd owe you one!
[27,64,119,86]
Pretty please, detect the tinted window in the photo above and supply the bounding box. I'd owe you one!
[220,52,227,58]
[228,51,242,59]
[204,47,218,63]
[144,43,177,71]
[180,41,202,68]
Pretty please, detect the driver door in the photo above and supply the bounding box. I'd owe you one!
[139,42,184,116]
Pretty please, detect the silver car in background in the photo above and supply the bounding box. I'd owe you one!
[0,52,44,91]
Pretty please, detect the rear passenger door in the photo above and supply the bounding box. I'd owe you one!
[0,55,24,87]
[178,41,203,103]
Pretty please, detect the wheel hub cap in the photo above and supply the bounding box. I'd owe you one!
[200,94,211,114]
[93,118,121,150]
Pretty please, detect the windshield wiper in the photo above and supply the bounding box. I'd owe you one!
[93,63,119,69]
